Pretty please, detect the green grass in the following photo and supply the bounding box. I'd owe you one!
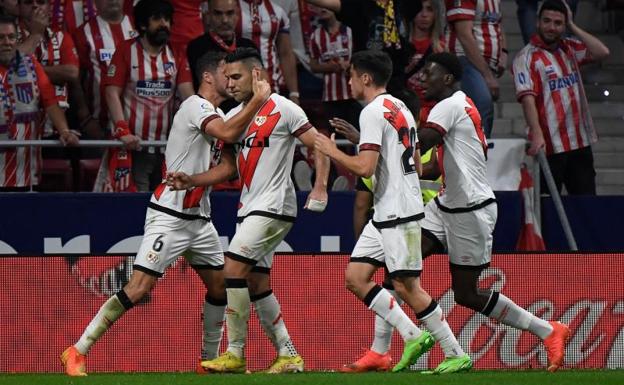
[1,370,623,385]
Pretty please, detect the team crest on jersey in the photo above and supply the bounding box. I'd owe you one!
[163,62,176,76]
[108,64,116,77]
[254,115,267,126]
[146,251,159,264]
[15,83,34,103]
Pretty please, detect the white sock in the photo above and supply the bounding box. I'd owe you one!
[225,283,250,358]
[253,292,298,357]
[368,287,422,342]
[74,294,129,355]
[370,289,402,354]
[418,302,464,358]
[487,292,553,339]
[201,298,226,360]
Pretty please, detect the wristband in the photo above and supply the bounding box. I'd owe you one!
[305,199,327,212]
[113,120,131,139]
[289,91,300,98]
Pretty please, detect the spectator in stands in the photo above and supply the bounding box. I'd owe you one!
[18,0,80,141]
[187,0,256,95]
[516,0,578,44]
[405,0,444,127]
[0,0,19,16]
[308,6,361,132]
[169,0,204,52]
[73,0,137,139]
[104,0,194,192]
[49,0,97,35]
[236,0,300,104]
[0,14,79,190]
[445,0,508,138]
[305,0,423,116]
[513,0,609,195]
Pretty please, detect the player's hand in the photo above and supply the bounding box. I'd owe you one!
[251,68,271,102]
[562,0,574,27]
[315,132,337,157]
[120,134,140,150]
[329,118,359,144]
[304,188,328,212]
[485,74,500,101]
[166,171,194,191]
[59,130,80,146]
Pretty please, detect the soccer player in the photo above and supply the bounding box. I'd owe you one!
[178,47,329,374]
[60,51,272,377]
[315,49,471,374]
[418,51,570,372]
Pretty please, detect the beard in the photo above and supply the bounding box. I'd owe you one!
[146,27,170,46]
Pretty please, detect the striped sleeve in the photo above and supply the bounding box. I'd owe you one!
[445,0,477,22]
[512,47,538,101]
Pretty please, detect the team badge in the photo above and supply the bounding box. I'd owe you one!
[163,62,176,76]
[107,64,116,77]
[146,252,159,264]
[254,116,267,126]
[15,83,34,103]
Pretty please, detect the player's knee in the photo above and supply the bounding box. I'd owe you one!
[344,271,366,294]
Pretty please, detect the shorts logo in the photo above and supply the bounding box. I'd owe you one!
[147,251,160,264]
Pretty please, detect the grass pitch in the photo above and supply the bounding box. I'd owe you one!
[1,370,623,385]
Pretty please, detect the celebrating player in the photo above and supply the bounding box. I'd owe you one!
[60,51,271,376]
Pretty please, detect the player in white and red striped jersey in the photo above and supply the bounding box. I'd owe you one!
[200,47,329,374]
[104,0,194,191]
[316,49,469,374]
[236,0,300,102]
[444,0,507,138]
[418,51,571,373]
[73,0,137,134]
[60,51,272,377]
[513,0,609,195]
[0,15,79,190]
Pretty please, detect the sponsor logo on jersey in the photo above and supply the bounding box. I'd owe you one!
[99,48,115,63]
[135,80,173,97]
[548,72,580,92]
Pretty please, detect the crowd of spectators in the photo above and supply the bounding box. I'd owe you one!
[0,0,616,194]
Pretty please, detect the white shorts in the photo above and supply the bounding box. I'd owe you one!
[351,220,423,277]
[134,209,224,277]
[421,200,497,268]
[227,215,293,271]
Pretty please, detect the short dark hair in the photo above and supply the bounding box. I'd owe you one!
[134,0,174,34]
[195,51,226,82]
[225,47,264,68]
[0,13,17,29]
[539,0,568,21]
[426,52,463,81]
[350,50,393,87]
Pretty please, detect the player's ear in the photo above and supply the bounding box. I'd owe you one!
[202,70,213,84]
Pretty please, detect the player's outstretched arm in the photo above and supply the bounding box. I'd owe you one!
[315,133,379,178]
[299,128,330,212]
[203,69,271,143]
[166,147,237,190]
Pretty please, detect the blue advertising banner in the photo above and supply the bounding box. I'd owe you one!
[0,192,527,255]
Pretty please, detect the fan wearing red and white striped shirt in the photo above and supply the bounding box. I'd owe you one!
[512,0,609,195]
[104,0,194,192]
[236,0,300,102]
[74,0,137,135]
[444,0,507,138]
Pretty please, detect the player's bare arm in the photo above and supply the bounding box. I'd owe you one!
[203,69,271,143]
[166,146,237,191]
[417,127,444,156]
[315,133,379,178]
[298,128,330,211]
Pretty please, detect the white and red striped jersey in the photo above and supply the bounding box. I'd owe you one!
[104,39,192,151]
[226,94,312,221]
[236,0,290,92]
[51,0,97,35]
[169,0,204,50]
[358,94,423,227]
[513,35,597,155]
[309,24,352,102]
[0,55,57,187]
[424,90,494,209]
[34,28,79,137]
[75,15,137,126]
[445,0,503,71]
[150,95,224,220]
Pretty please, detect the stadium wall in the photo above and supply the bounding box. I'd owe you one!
[0,253,622,373]
[1,192,624,254]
